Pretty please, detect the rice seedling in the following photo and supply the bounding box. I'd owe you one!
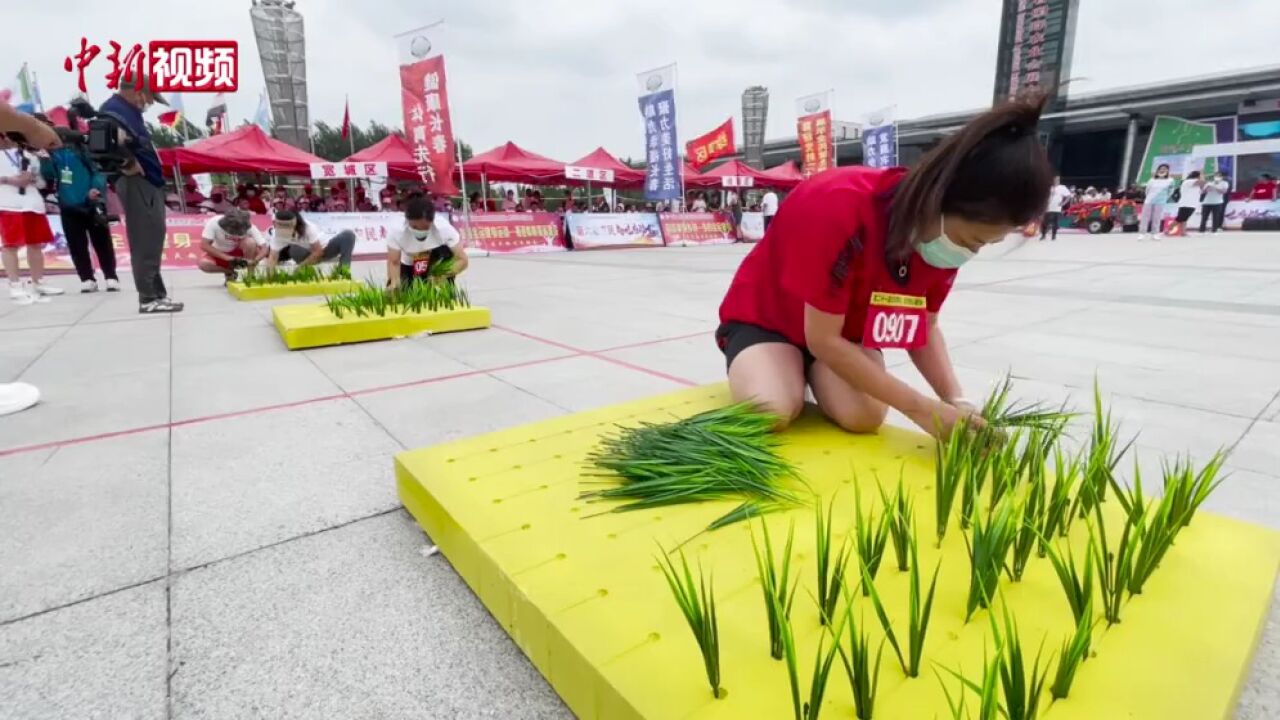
[837,598,885,720]
[582,403,802,533]
[990,603,1051,720]
[1043,537,1095,627]
[1072,381,1136,519]
[958,434,994,531]
[324,275,471,319]
[1008,470,1044,582]
[237,262,352,287]
[815,497,855,625]
[1040,445,1082,552]
[964,495,1021,621]
[938,650,1003,720]
[656,546,723,699]
[934,422,973,547]
[1161,450,1228,528]
[750,519,798,660]
[986,427,1026,515]
[1050,599,1094,700]
[879,472,914,572]
[776,593,845,720]
[853,483,891,595]
[980,374,1077,433]
[1089,508,1139,626]
[861,527,940,678]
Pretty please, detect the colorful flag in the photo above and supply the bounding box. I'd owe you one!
[637,63,681,201]
[795,91,834,177]
[340,96,351,139]
[205,93,227,135]
[685,117,735,170]
[396,23,458,194]
[862,105,898,169]
[158,92,185,128]
[252,89,270,133]
[1,64,42,113]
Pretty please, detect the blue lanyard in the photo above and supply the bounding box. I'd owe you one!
[3,149,23,169]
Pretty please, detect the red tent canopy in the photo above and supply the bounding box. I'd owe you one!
[342,134,418,180]
[159,125,326,176]
[460,141,565,184]
[759,160,804,187]
[565,147,645,188]
[692,158,797,190]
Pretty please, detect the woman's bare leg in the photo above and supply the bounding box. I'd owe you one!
[726,342,807,430]
[809,346,889,433]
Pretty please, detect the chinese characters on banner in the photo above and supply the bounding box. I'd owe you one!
[795,91,833,178]
[64,38,237,93]
[399,54,458,195]
[862,124,898,169]
[637,64,681,202]
[658,212,736,247]
[566,213,664,249]
[685,118,736,170]
[564,166,615,183]
[993,0,1077,108]
[458,212,567,254]
[309,162,389,180]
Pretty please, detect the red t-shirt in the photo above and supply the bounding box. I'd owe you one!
[718,166,957,348]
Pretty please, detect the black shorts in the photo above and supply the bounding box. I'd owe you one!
[715,321,815,370]
[399,245,455,286]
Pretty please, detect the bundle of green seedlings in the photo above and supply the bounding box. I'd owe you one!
[237,262,351,287]
[964,494,1021,620]
[860,525,941,679]
[814,497,855,625]
[324,275,471,319]
[776,598,845,720]
[751,520,799,661]
[657,546,723,699]
[583,402,802,535]
[879,473,914,572]
[939,602,1051,720]
[1071,381,1136,519]
[837,595,886,720]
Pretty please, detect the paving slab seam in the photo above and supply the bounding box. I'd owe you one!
[1228,386,1280,456]
[0,330,708,458]
[490,324,698,387]
[971,284,1280,317]
[0,575,167,628]
[164,314,175,720]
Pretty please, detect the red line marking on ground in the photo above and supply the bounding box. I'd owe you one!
[0,327,711,459]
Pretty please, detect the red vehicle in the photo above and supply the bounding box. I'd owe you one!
[1061,199,1142,234]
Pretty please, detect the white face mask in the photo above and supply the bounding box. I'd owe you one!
[410,227,432,240]
[916,215,977,269]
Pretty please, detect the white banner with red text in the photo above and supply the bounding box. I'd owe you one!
[565,213,664,249]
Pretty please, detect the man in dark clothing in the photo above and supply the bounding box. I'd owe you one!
[98,73,183,313]
[40,132,119,292]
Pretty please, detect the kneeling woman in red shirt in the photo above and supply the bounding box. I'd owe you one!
[716,96,1053,439]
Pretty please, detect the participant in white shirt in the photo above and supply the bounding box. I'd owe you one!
[760,190,779,231]
[1,137,63,303]
[1199,172,1230,233]
[691,192,708,212]
[1041,176,1072,241]
[266,210,356,270]
[1138,163,1175,240]
[1173,170,1205,231]
[387,196,469,289]
[198,208,268,279]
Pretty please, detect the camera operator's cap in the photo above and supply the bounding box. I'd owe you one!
[119,69,169,106]
[218,208,252,235]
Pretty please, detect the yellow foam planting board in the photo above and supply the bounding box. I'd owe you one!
[226,279,364,301]
[271,303,490,350]
[396,384,1280,720]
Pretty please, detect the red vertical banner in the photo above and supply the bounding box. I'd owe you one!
[797,109,833,177]
[400,55,458,195]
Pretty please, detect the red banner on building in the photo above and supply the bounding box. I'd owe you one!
[797,110,833,177]
[458,212,567,254]
[659,212,736,247]
[400,54,458,195]
[685,118,736,170]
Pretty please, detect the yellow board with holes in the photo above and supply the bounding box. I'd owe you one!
[271,303,490,350]
[225,279,363,301]
[396,384,1280,720]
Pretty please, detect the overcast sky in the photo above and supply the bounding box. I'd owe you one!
[5,0,1278,160]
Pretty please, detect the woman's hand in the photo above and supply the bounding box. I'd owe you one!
[906,398,985,440]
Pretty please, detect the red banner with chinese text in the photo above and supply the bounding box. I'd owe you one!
[685,118,736,170]
[458,212,567,254]
[658,212,736,247]
[797,110,833,177]
[400,55,458,195]
[26,213,272,272]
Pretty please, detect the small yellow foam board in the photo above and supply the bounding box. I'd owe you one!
[226,279,364,301]
[271,303,490,350]
[396,384,1280,720]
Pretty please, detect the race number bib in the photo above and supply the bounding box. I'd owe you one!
[862,291,927,350]
[412,256,431,277]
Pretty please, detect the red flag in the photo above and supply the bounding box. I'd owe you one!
[685,118,735,170]
[400,55,458,195]
[340,97,351,139]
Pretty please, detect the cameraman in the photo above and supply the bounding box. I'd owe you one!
[98,72,183,313]
[39,117,120,293]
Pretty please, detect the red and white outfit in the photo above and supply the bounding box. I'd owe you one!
[718,167,956,359]
[0,147,52,249]
[201,216,267,269]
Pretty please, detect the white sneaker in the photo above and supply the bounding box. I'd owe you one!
[9,284,34,305]
[1137,234,1148,241]
[33,281,64,296]
[81,279,99,293]
[105,278,121,292]
[1154,233,1165,241]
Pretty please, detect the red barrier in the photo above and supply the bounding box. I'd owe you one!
[659,212,736,246]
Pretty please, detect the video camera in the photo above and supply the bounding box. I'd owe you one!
[67,98,135,177]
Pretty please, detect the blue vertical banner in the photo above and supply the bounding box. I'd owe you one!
[637,64,681,201]
[862,124,898,169]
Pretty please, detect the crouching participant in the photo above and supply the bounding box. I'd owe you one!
[266,210,355,270]
[386,196,469,289]
[198,208,267,280]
